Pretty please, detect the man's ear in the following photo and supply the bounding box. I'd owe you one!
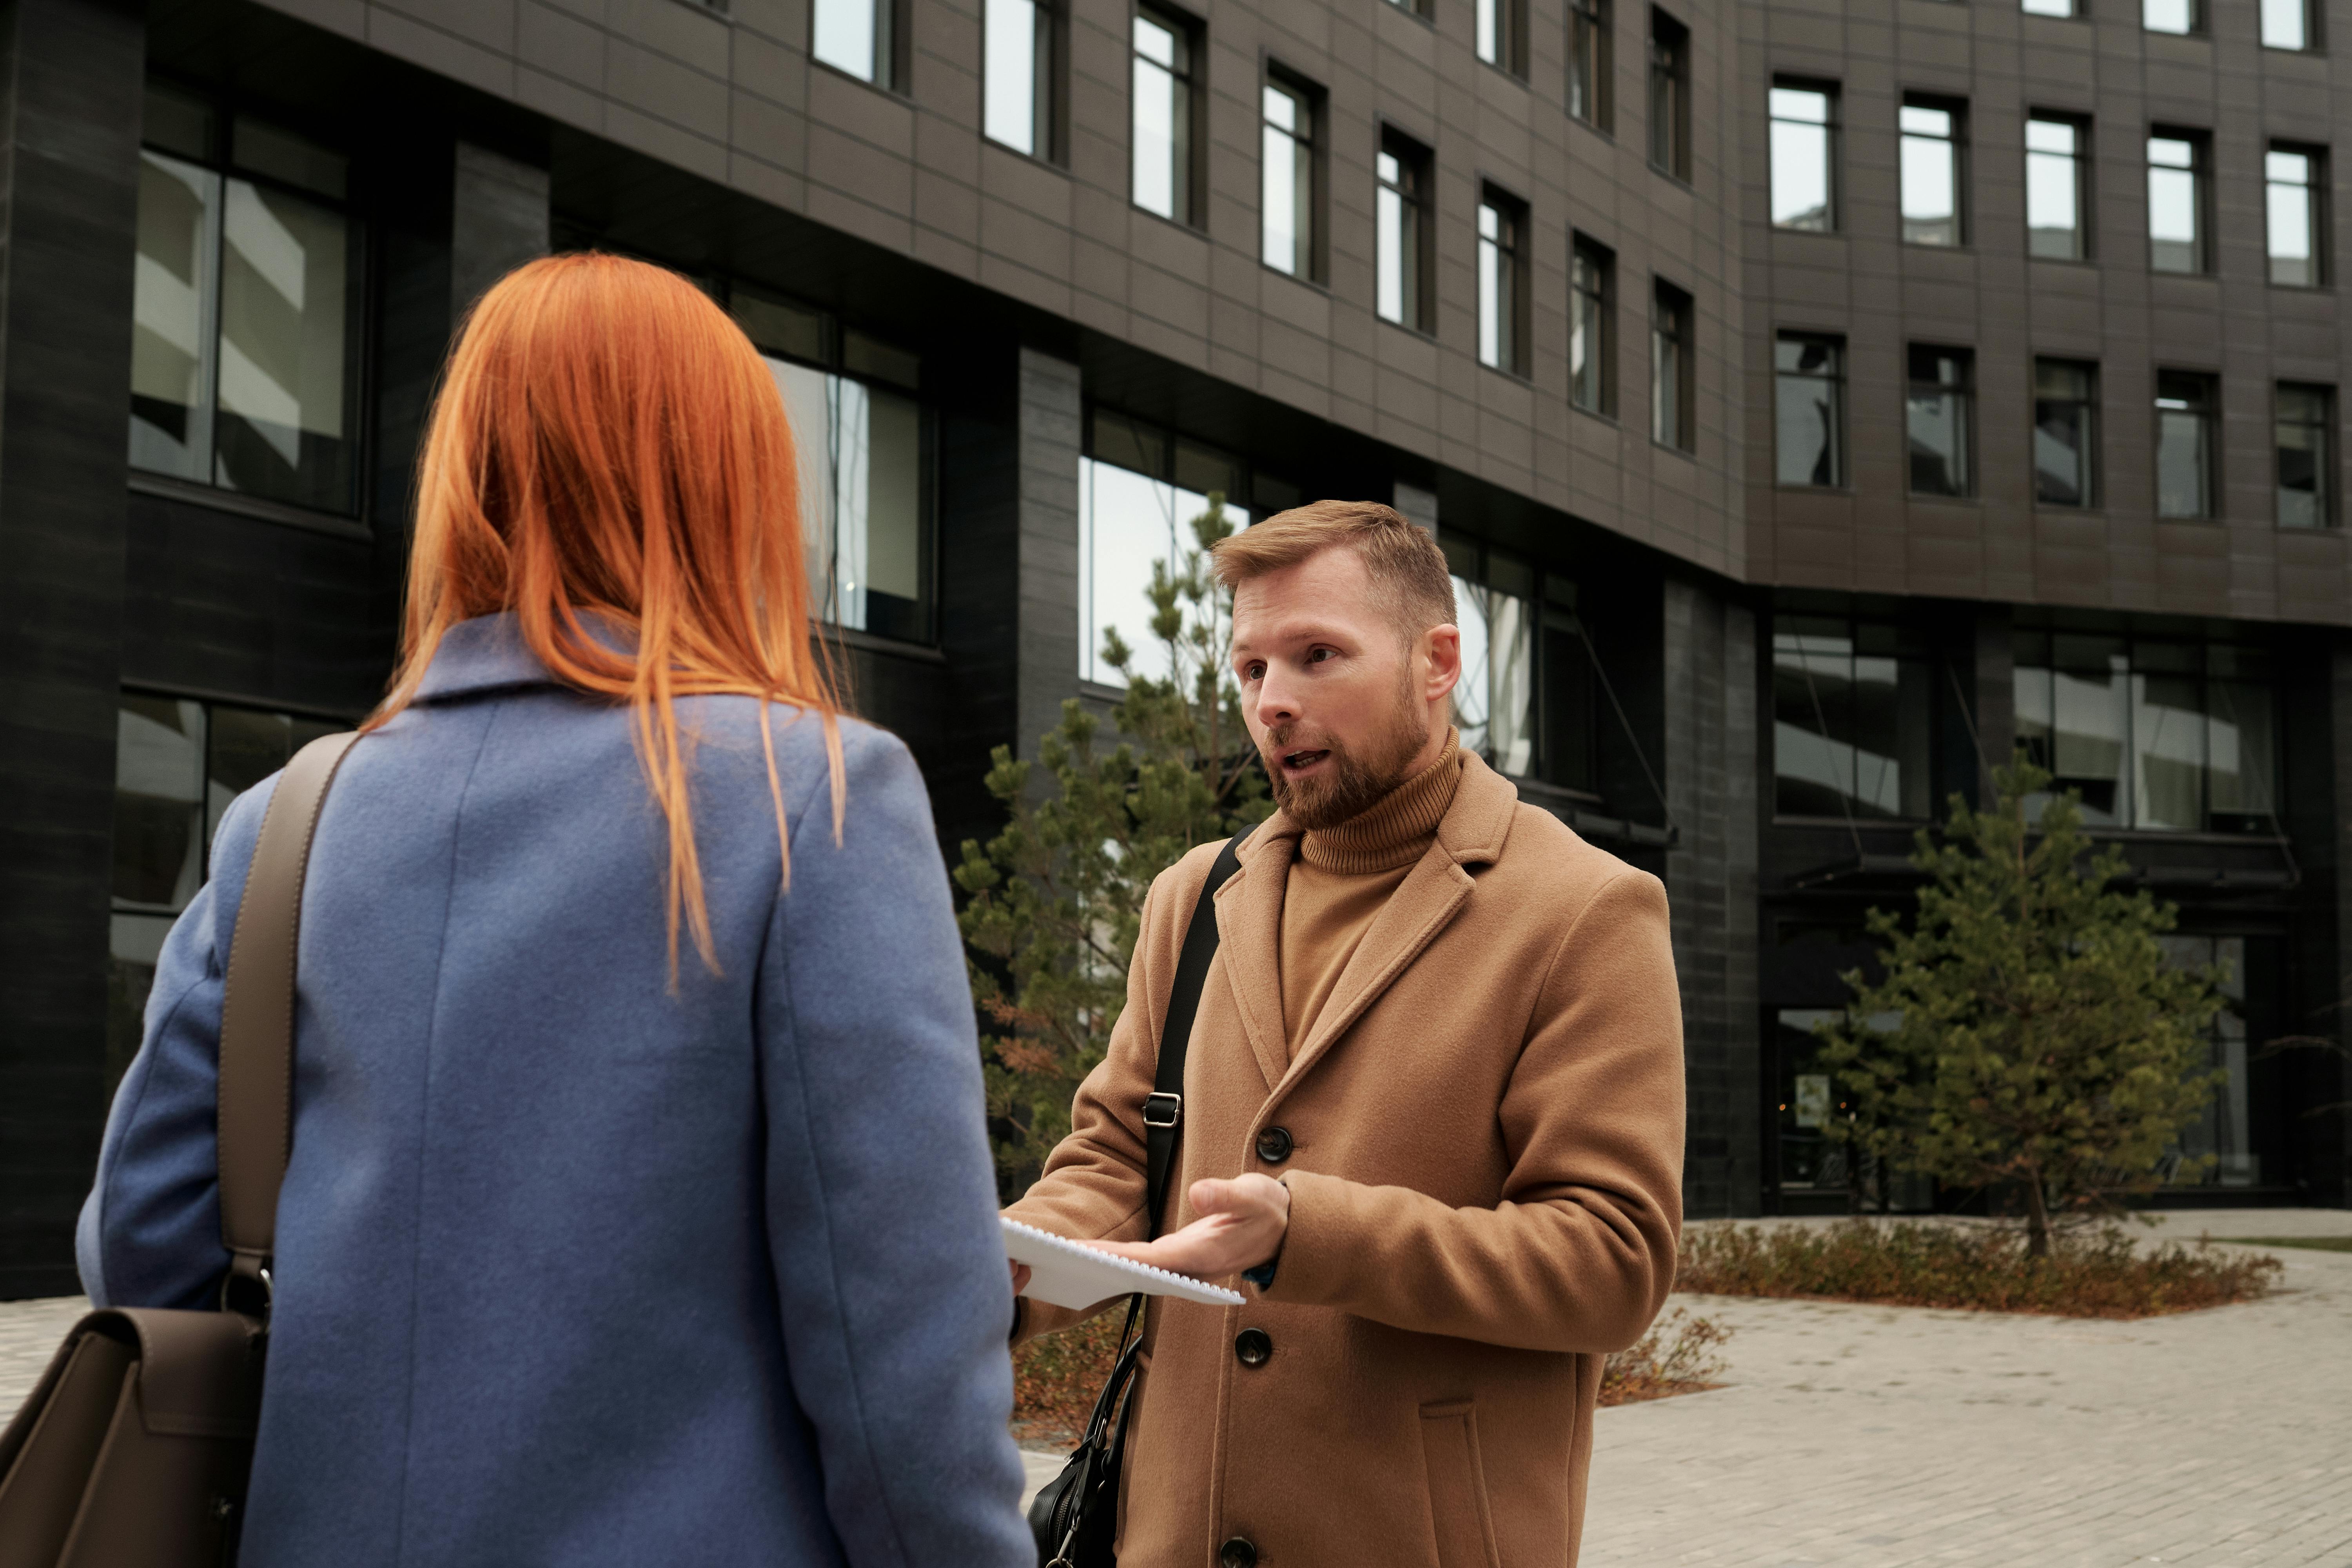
[1421,624,1463,704]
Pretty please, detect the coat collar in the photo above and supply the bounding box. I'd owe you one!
[1214,751,1520,1099]
[412,612,633,704]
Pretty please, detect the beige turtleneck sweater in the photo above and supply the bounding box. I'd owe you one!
[1277,731,1462,1059]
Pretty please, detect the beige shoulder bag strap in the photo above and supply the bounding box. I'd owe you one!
[216,730,361,1305]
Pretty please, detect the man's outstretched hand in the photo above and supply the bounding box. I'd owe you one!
[1082,1174,1290,1280]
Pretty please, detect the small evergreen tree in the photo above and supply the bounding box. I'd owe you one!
[1816,757,2225,1257]
[955,495,1270,1196]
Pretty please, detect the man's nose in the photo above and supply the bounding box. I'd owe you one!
[1254,669,1299,729]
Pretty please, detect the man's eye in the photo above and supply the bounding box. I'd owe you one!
[1307,648,1334,664]
[1244,662,1265,681]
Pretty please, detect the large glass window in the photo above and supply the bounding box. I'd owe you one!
[2144,0,2201,33]
[1477,191,1526,375]
[131,86,361,516]
[1079,408,1249,688]
[2034,358,2100,508]
[1569,0,1612,129]
[984,0,1053,156]
[110,694,339,1089]
[2155,370,2217,520]
[1907,345,1973,497]
[1376,131,1430,332]
[739,289,932,643]
[2261,0,2313,48]
[1652,280,1694,450]
[2277,382,2334,529]
[1900,99,1963,247]
[1570,235,1615,416]
[2014,633,2278,831]
[2266,145,2322,288]
[1441,537,1537,778]
[1769,83,1837,232]
[1261,76,1316,279]
[1477,0,1525,75]
[1772,616,1933,819]
[2161,936,2259,1186]
[2026,116,2088,260]
[1649,10,1690,181]
[1775,333,1845,487]
[2148,132,2207,275]
[813,0,897,85]
[1132,5,1195,225]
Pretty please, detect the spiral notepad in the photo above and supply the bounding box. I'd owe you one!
[1002,1218,1247,1309]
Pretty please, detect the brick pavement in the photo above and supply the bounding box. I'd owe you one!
[1579,1210,2352,1568]
[11,1210,2347,1566]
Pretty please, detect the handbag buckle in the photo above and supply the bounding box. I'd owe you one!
[1142,1092,1182,1130]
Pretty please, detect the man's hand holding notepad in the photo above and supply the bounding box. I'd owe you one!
[1002,1219,1246,1308]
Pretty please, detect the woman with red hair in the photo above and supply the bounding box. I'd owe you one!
[77,253,1031,1566]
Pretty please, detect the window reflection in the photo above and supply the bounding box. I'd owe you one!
[2160,936,2257,1186]
[129,86,359,515]
[744,292,933,645]
[2013,633,2277,833]
[1772,617,1932,820]
[1078,410,1248,689]
[109,693,338,1091]
[1445,553,1535,777]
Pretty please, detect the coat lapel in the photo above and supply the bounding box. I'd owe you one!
[1210,822,1296,1096]
[1266,754,1523,1109]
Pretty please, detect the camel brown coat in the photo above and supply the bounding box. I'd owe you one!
[1007,752,1685,1568]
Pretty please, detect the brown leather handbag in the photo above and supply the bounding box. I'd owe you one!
[0,731,359,1568]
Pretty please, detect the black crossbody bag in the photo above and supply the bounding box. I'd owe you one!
[1027,829,1249,1568]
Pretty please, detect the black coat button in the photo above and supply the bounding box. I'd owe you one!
[1234,1328,1272,1367]
[1220,1538,1258,1568]
[1254,1125,1293,1163]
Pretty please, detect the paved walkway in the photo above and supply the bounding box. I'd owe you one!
[1580,1209,2352,1568]
[12,1210,2347,1566]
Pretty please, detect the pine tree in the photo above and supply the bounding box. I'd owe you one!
[955,495,1270,1196]
[1816,756,2225,1257]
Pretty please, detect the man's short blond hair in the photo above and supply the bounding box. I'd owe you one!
[1209,499,1456,642]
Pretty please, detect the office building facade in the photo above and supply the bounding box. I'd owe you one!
[1,0,2347,1292]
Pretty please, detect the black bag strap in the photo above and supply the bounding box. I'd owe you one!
[1142,827,1249,1240]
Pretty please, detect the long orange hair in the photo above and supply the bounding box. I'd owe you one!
[367,252,844,976]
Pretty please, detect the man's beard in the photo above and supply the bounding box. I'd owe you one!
[1260,670,1430,831]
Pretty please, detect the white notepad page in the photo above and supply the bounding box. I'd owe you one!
[1002,1218,1247,1308]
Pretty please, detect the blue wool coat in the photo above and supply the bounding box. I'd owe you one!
[78,614,1031,1568]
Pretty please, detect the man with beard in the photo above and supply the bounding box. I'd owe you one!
[1005,499,1684,1568]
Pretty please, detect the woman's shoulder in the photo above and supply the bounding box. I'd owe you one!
[678,697,923,822]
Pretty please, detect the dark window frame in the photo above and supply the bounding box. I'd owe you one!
[811,0,913,93]
[1259,63,1327,283]
[1899,92,1968,248]
[1476,183,1532,378]
[2025,111,2093,261]
[982,0,1067,164]
[1651,278,1696,452]
[2265,141,2327,289]
[1130,0,1206,229]
[1774,330,1847,488]
[2275,380,2335,529]
[1568,0,1613,131]
[1768,77,1840,233]
[2147,126,2212,276]
[1376,125,1436,334]
[2154,367,2221,521]
[1648,9,1691,183]
[1477,0,1530,78]
[1570,232,1617,417]
[131,79,372,524]
[1906,343,1976,498]
[2033,356,2102,510]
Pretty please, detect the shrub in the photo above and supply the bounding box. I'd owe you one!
[1598,1308,1732,1406]
[1679,1220,2281,1318]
